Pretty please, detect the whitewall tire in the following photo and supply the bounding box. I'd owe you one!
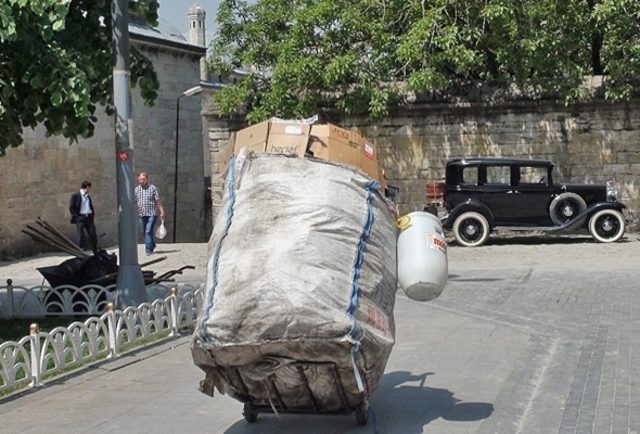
[452,212,490,247]
[588,209,625,243]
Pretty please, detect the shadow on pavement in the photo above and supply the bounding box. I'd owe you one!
[484,235,593,246]
[222,371,493,434]
[151,249,181,254]
[370,371,493,433]
[448,274,504,282]
[449,233,637,247]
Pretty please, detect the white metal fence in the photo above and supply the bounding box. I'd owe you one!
[0,280,200,318]
[0,287,204,396]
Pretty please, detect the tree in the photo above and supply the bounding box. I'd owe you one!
[209,0,640,123]
[0,0,159,156]
[593,0,640,100]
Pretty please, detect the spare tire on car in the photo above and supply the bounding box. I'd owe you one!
[549,192,587,225]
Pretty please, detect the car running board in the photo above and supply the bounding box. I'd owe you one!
[494,225,576,233]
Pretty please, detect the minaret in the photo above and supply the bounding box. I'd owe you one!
[187,5,206,80]
[188,4,206,46]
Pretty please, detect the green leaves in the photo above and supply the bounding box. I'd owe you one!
[211,0,406,121]
[593,0,640,100]
[51,92,63,107]
[0,0,160,155]
[324,54,358,85]
[210,0,640,123]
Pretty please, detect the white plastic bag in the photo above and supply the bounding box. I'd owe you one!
[154,219,167,239]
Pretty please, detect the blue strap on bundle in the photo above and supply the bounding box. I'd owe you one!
[346,180,380,392]
[198,156,238,342]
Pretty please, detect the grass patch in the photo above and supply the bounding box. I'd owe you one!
[118,330,172,353]
[1,318,196,398]
[0,317,86,343]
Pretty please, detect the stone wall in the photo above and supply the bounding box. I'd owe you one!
[350,99,639,231]
[205,98,640,232]
[131,45,206,244]
[0,44,206,259]
[201,92,245,224]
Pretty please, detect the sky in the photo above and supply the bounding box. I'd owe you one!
[158,0,221,43]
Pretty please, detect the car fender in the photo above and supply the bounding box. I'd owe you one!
[442,199,494,229]
[555,202,627,232]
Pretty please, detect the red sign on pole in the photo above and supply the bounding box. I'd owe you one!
[117,150,128,162]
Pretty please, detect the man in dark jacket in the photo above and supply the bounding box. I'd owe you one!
[69,180,98,254]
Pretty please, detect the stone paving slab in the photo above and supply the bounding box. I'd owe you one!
[1,235,639,433]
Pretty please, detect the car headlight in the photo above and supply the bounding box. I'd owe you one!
[606,180,618,202]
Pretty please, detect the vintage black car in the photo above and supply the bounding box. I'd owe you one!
[438,158,627,247]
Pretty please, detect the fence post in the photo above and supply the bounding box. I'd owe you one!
[7,279,15,319]
[29,323,43,388]
[106,303,119,359]
[170,287,178,337]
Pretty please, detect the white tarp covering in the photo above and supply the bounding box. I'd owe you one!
[191,153,397,412]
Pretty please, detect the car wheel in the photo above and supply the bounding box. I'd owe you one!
[243,402,258,423]
[355,402,369,426]
[588,209,625,243]
[549,192,587,225]
[452,212,490,247]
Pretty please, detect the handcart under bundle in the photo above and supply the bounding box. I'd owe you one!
[232,361,369,425]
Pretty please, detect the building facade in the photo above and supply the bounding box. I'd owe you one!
[0,10,208,258]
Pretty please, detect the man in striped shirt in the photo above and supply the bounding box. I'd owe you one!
[134,172,165,256]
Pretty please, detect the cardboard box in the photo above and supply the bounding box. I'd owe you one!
[309,124,361,169]
[234,120,270,153]
[266,122,312,157]
[355,133,380,183]
[309,124,382,184]
[233,119,312,157]
[233,119,382,185]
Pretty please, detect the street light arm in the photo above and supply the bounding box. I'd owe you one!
[182,85,202,97]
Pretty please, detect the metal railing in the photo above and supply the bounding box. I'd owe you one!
[0,287,204,396]
[0,279,200,319]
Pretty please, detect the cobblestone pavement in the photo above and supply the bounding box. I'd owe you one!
[0,235,639,433]
[443,234,640,434]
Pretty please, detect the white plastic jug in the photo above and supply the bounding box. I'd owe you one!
[396,211,448,301]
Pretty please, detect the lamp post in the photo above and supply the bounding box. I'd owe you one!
[174,85,202,243]
[112,0,146,307]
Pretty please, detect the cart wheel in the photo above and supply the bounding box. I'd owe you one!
[355,403,368,426]
[243,402,258,423]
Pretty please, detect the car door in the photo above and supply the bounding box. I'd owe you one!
[478,164,514,224]
[508,165,554,225]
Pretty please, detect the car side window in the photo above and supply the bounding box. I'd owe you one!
[485,165,511,185]
[460,166,479,185]
[518,166,547,186]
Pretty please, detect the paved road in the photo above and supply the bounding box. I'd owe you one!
[1,235,639,433]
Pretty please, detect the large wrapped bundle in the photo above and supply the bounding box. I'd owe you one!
[191,153,397,413]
